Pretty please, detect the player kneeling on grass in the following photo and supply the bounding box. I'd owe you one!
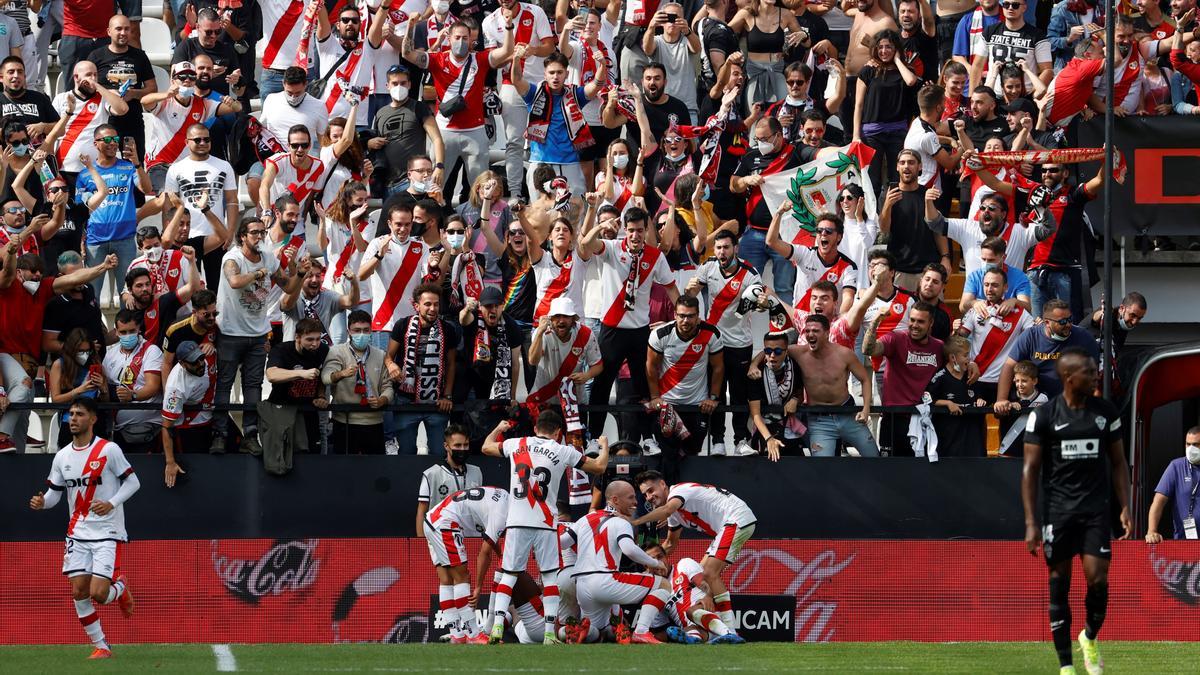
[569,481,672,644]
[633,471,756,636]
[29,396,140,660]
[643,544,744,644]
[424,485,510,644]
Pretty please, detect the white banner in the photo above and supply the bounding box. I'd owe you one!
[761,142,876,245]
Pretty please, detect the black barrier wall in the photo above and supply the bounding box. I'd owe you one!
[0,455,1024,541]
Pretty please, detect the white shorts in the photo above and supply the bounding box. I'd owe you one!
[424,524,467,567]
[62,538,122,580]
[501,527,561,573]
[576,572,656,629]
[706,523,756,564]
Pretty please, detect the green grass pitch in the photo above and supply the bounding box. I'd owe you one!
[0,642,1196,673]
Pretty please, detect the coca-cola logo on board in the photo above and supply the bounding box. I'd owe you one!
[1150,550,1200,606]
[729,548,855,642]
[211,539,321,603]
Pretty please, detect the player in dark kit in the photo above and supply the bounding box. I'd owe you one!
[1021,348,1131,675]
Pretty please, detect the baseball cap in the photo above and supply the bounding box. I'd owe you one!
[1003,98,1037,117]
[548,297,578,318]
[176,340,204,364]
[479,286,504,306]
[171,61,196,77]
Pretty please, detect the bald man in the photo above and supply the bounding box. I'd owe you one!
[87,16,157,157]
[51,61,130,175]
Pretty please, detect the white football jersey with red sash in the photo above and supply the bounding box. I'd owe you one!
[101,337,164,430]
[570,509,637,575]
[45,437,136,542]
[649,322,724,405]
[146,94,219,168]
[665,482,756,537]
[425,486,510,542]
[595,239,674,329]
[259,0,311,71]
[691,259,761,349]
[960,304,1034,383]
[363,235,432,331]
[323,218,373,303]
[500,436,584,530]
[863,288,915,370]
[129,249,192,298]
[162,360,215,428]
[483,4,553,85]
[264,152,326,207]
[317,37,377,117]
[52,91,112,173]
[788,245,857,319]
[527,323,601,405]
[532,250,585,322]
[663,557,707,626]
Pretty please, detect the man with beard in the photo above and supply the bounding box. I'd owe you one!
[457,286,523,447]
[879,149,948,293]
[959,236,1032,314]
[124,249,200,346]
[897,0,937,83]
[1021,161,1104,320]
[642,4,700,124]
[190,54,240,154]
[213,217,300,455]
[258,66,329,152]
[996,300,1099,408]
[265,317,331,454]
[1083,16,1154,116]
[1077,291,1147,396]
[527,297,603,435]
[795,313,879,458]
[89,17,156,158]
[601,63,692,154]
[160,340,214,485]
[162,287,218,379]
[386,282,460,455]
[259,126,326,214]
[686,229,764,457]
[483,0,556,199]
[924,186,1054,278]
[956,266,1034,403]
[964,86,1009,149]
[747,332,805,459]
[1149,0,1199,57]
[314,3,388,118]
[50,62,130,180]
[1047,0,1105,70]
[163,123,238,284]
[766,208,858,323]
[913,262,953,341]
[125,225,195,306]
[969,0,1052,92]
[863,301,944,456]
[559,2,622,187]
[77,123,152,299]
[0,56,57,136]
[142,62,238,190]
[262,195,307,346]
[172,8,242,98]
[42,252,107,356]
[282,257,358,343]
[904,84,960,189]
[843,0,898,122]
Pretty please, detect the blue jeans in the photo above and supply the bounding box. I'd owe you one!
[807,412,880,457]
[214,334,268,439]
[386,178,411,199]
[1030,268,1075,321]
[259,70,285,99]
[371,330,396,442]
[394,397,448,456]
[739,228,796,306]
[86,236,138,299]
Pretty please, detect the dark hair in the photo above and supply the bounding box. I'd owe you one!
[624,206,649,228]
[135,226,161,248]
[114,308,140,327]
[192,288,217,309]
[295,317,324,337]
[535,409,564,435]
[348,309,371,326]
[1121,291,1147,310]
[444,423,470,442]
[674,173,700,201]
[543,51,569,69]
[0,55,24,71]
[811,279,837,297]
[412,281,442,303]
[69,395,100,417]
[910,300,937,317]
[763,331,790,345]
[2,118,27,144]
[124,267,151,290]
[971,85,999,105]
[983,266,1009,284]
[757,116,783,137]
[407,153,432,170]
[1042,299,1071,316]
[634,469,665,487]
[532,165,558,193]
[870,29,901,63]
[980,236,1007,255]
[236,216,264,244]
[414,199,443,228]
[283,66,307,83]
[815,212,843,234]
[16,252,43,273]
[941,60,969,81]
[979,192,1008,212]
[784,61,812,79]
[998,63,1024,83]
[643,61,667,79]
[917,83,945,112]
[387,202,414,221]
[287,124,311,141]
[1013,360,1039,379]
[868,248,896,268]
[197,6,221,22]
[800,109,826,125]
[274,194,300,212]
[675,294,700,311]
[712,229,737,246]
[921,262,947,283]
[805,312,831,329]
[93,123,119,140]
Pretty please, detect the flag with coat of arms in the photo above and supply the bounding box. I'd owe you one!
[761,142,876,247]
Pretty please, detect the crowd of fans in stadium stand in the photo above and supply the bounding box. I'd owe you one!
[0,0,1178,479]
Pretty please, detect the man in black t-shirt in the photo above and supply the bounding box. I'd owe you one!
[266,317,331,452]
[0,56,58,136]
[88,16,157,159]
[1022,348,1131,675]
[897,0,938,83]
[457,286,522,446]
[878,150,948,293]
[42,252,107,355]
[171,8,240,96]
[601,63,691,154]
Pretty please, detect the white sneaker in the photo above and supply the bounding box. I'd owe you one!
[735,440,758,456]
[709,442,727,457]
[384,438,399,455]
[641,438,662,456]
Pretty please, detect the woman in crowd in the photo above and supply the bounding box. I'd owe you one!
[48,328,108,446]
[318,181,373,344]
[729,0,806,106]
[456,170,513,286]
[853,29,920,188]
[318,104,373,211]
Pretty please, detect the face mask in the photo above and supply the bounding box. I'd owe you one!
[785,95,806,107]
[389,84,408,101]
[411,180,429,193]
[703,185,711,201]
[146,245,164,262]
[285,92,305,107]
[611,154,629,170]
[1048,330,1069,342]
[1187,444,1200,465]
[119,334,140,350]
[178,85,195,98]
[449,449,469,465]
[451,39,470,58]
[433,0,450,12]
[950,361,963,374]
[10,142,28,156]
[22,279,39,295]
[5,224,20,234]
[1117,315,1132,331]
[392,234,409,246]
[411,221,427,237]
[75,351,91,366]
[447,232,466,249]
[755,138,775,155]
[665,151,686,163]
[350,333,371,350]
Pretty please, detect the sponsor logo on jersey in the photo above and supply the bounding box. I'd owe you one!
[64,475,102,488]
[1095,415,1106,429]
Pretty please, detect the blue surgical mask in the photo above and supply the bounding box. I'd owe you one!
[118,334,140,350]
[703,186,711,202]
[350,333,370,350]
[10,142,28,156]
[447,232,466,249]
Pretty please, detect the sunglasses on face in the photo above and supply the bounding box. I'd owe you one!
[1046,317,1072,326]
[662,136,683,144]
[290,142,311,150]
[97,135,120,144]
[507,230,525,236]
[816,227,837,235]
[837,194,856,202]
[763,347,786,356]
[188,136,211,144]
[48,185,66,194]
[1043,167,1063,173]
[339,16,360,23]
[979,204,1002,212]
[6,206,26,214]
[175,74,197,82]
[446,229,466,235]
[786,79,807,87]
[1000,1,1022,8]
[676,313,699,320]
[201,28,222,36]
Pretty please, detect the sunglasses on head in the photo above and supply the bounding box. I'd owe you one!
[763,347,786,356]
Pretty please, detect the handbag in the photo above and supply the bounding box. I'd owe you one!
[438,54,474,118]
[306,46,354,98]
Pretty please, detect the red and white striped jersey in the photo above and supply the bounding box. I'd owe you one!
[665,482,756,537]
[259,0,312,71]
[161,360,214,428]
[361,235,431,331]
[690,259,762,349]
[145,94,219,167]
[264,152,326,207]
[531,250,585,322]
[570,509,636,575]
[500,436,584,530]
[316,37,378,118]
[788,245,857,316]
[129,249,193,297]
[959,305,1034,383]
[427,50,494,131]
[649,322,724,405]
[424,486,509,542]
[593,239,674,329]
[558,520,578,568]
[663,556,706,625]
[51,91,113,173]
[482,4,554,85]
[44,437,135,542]
[863,287,915,370]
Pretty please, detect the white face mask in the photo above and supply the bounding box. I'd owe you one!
[450,39,470,58]
[146,245,164,262]
[285,92,305,107]
[447,232,466,249]
[612,153,629,170]
[177,85,195,98]
[75,351,91,366]
[755,138,775,155]
[389,84,408,101]
[22,279,39,295]
[410,179,429,193]
[433,0,450,13]
[665,151,686,163]
[1117,314,1132,331]
[785,95,806,107]
[1187,444,1200,465]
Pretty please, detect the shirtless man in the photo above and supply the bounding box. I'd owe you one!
[792,313,880,457]
[845,0,898,76]
[524,167,584,239]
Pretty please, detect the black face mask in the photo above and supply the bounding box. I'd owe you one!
[410,221,428,237]
[449,450,468,465]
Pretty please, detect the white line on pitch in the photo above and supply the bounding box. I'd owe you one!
[212,644,238,671]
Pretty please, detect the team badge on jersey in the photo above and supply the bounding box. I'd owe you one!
[731,280,741,290]
[1095,416,1106,430]
[691,344,702,352]
[87,102,99,113]
[522,17,532,26]
[169,268,179,277]
[641,262,649,270]
[147,309,157,319]
[192,112,201,121]
[571,347,582,355]
[89,460,102,471]
[892,302,904,313]
[826,271,838,281]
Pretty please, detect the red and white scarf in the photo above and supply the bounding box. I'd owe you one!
[969,148,1127,183]
[293,0,324,68]
[526,83,593,151]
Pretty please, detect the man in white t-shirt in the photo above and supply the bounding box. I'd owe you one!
[903,84,961,188]
[163,123,238,240]
[259,66,330,150]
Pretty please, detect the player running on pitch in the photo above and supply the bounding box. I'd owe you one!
[29,397,140,659]
[482,410,609,644]
[1023,348,1131,675]
[423,486,510,644]
[633,470,756,635]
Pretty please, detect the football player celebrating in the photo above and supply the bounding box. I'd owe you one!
[29,397,140,659]
[423,486,510,644]
[645,544,744,644]
[633,471,756,637]
[482,410,609,643]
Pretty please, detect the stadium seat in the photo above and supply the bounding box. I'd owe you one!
[141,18,174,67]
[53,71,67,98]
[142,0,165,19]
[151,64,170,93]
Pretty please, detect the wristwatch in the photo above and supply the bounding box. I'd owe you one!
[435,162,444,169]
[375,251,385,260]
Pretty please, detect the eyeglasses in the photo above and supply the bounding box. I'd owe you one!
[246,229,267,237]
[979,203,1002,212]
[290,142,311,150]
[763,347,786,356]
[786,79,807,87]
[96,135,120,144]
[5,206,26,214]
[676,313,699,320]
[507,229,525,236]
[47,186,66,194]
[816,227,837,235]
[188,136,211,143]
[409,167,433,175]
[201,28,222,36]
[1043,167,1063,174]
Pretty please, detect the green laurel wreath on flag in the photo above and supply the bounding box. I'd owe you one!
[785,152,861,232]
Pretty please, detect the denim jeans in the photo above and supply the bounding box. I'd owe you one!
[259,69,285,100]
[1030,267,1075,320]
[213,334,267,439]
[371,330,397,442]
[739,227,796,306]
[0,353,32,451]
[807,413,880,457]
[86,236,138,300]
[394,396,448,456]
